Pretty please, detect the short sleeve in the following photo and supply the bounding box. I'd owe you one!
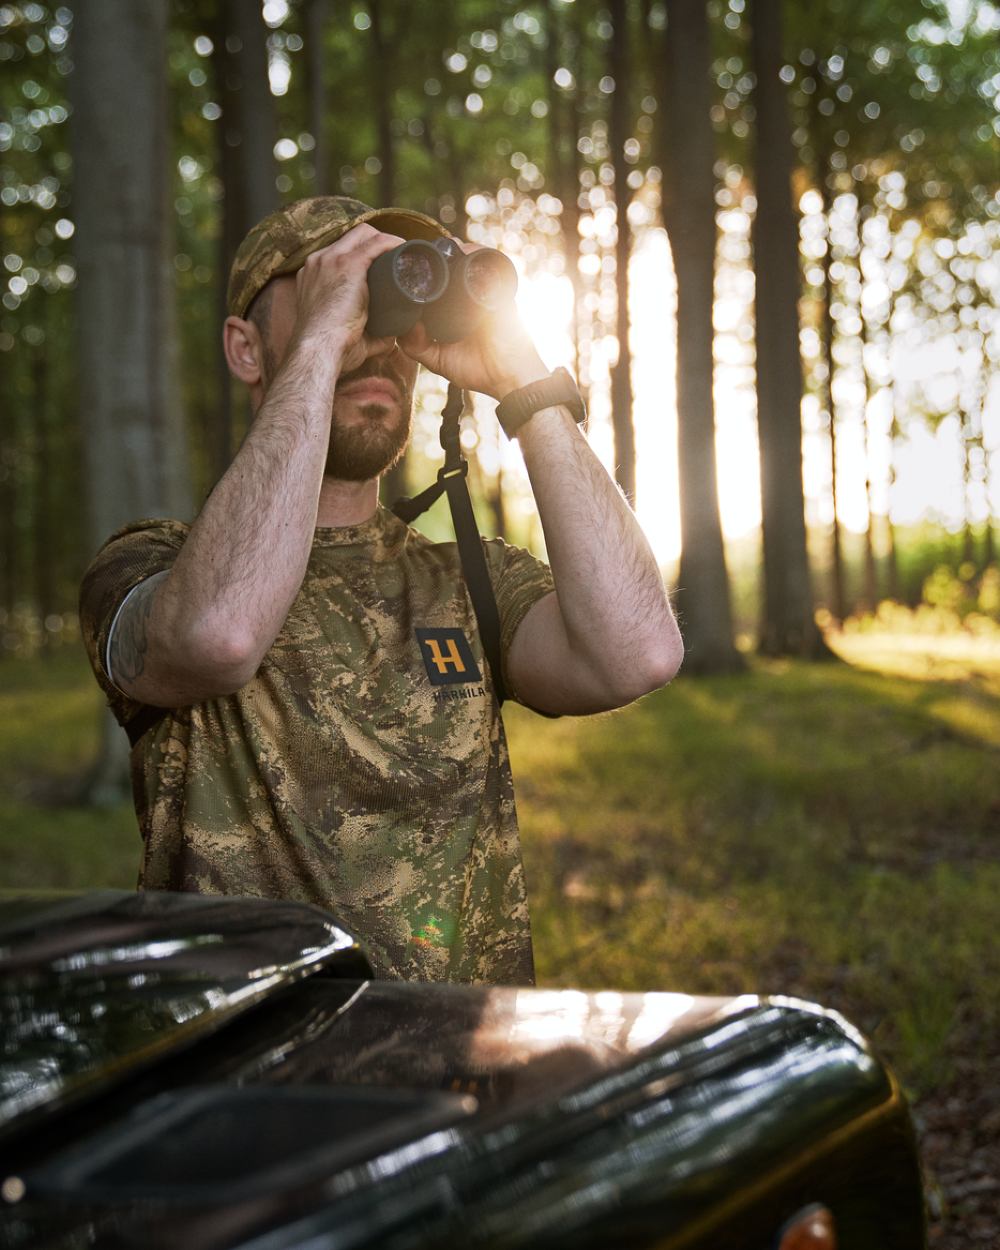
[483,538,555,707]
[78,519,190,725]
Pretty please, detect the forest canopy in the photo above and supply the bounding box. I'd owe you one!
[1,0,998,668]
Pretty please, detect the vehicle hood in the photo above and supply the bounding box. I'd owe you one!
[0,889,370,1141]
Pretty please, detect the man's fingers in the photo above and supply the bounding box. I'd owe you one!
[303,225,406,269]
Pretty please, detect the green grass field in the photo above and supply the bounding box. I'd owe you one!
[2,635,997,1101]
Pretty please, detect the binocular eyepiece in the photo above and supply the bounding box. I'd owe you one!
[366,238,517,342]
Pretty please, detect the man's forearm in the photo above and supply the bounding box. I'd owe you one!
[149,341,341,691]
[516,404,682,704]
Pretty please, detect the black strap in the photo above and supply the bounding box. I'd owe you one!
[392,382,507,706]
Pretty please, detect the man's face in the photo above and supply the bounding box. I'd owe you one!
[252,270,419,483]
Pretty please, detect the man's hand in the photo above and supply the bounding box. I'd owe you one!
[397,242,548,400]
[285,224,405,377]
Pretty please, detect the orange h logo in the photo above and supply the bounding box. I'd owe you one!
[425,637,466,674]
[415,627,482,686]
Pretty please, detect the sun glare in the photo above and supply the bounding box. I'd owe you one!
[514,227,764,566]
[509,206,999,568]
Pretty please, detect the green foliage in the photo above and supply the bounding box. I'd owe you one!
[922,562,1000,622]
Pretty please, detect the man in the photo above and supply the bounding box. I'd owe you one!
[80,196,682,985]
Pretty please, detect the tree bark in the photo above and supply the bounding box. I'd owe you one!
[368,0,396,210]
[884,290,902,601]
[212,0,279,477]
[31,337,56,652]
[1,366,19,625]
[546,0,583,385]
[817,164,846,624]
[70,0,192,802]
[365,0,411,506]
[659,0,742,672]
[608,0,637,503]
[859,297,879,613]
[304,0,330,194]
[750,0,830,657]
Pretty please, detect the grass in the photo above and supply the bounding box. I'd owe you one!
[1,635,997,1097]
[505,632,1000,1096]
[0,650,139,890]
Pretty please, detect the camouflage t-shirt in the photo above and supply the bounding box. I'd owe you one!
[79,507,555,985]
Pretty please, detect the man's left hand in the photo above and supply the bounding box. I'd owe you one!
[397,243,548,401]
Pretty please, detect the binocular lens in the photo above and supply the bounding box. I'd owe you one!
[464,250,517,310]
[395,249,443,302]
[366,240,449,338]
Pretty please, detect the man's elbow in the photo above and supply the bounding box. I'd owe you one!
[177,618,264,696]
[647,627,685,690]
[601,624,684,707]
[635,626,684,696]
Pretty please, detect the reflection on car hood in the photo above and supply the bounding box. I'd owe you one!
[0,889,370,1140]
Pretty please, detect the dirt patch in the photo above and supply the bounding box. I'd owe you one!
[919,1056,1000,1248]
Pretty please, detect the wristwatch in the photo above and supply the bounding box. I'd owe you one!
[495,367,587,439]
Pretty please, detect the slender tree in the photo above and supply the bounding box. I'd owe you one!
[607,0,637,503]
[211,0,279,475]
[545,0,583,384]
[815,152,847,624]
[659,0,742,671]
[749,0,829,657]
[70,0,192,800]
[303,0,330,194]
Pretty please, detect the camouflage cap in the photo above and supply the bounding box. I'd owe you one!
[226,195,453,319]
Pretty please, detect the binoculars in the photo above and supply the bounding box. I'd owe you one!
[366,238,517,342]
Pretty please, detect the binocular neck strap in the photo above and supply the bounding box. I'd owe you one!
[391,382,507,707]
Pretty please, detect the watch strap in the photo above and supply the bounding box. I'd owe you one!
[495,367,586,438]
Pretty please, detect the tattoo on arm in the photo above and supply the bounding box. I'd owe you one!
[109,571,169,689]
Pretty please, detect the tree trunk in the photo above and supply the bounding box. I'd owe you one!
[368,0,396,210]
[546,0,583,385]
[608,0,637,503]
[304,0,330,194]
[884,291,901,601]
[659,0,742,673]
[31,337,56,652]
[885,411,901,602]
[859,311,879,613]
[855,203,879,614]
[749,0,830,658]
[367,0,410,507]
[983,487,996,569]
[817,165,846,624]
[70,0,192,802]
[212,0,279,477]
[1,366,19,625]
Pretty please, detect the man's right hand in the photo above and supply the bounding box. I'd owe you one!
[286,224,405,376]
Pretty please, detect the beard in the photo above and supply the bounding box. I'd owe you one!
[325,400,411,481]
[324,356,415,482]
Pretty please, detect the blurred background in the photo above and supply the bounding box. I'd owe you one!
[0,3,998,1243]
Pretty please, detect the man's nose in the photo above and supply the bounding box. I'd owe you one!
[363,333,400,369]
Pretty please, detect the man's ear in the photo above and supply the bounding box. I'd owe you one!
[223,316,264,386]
